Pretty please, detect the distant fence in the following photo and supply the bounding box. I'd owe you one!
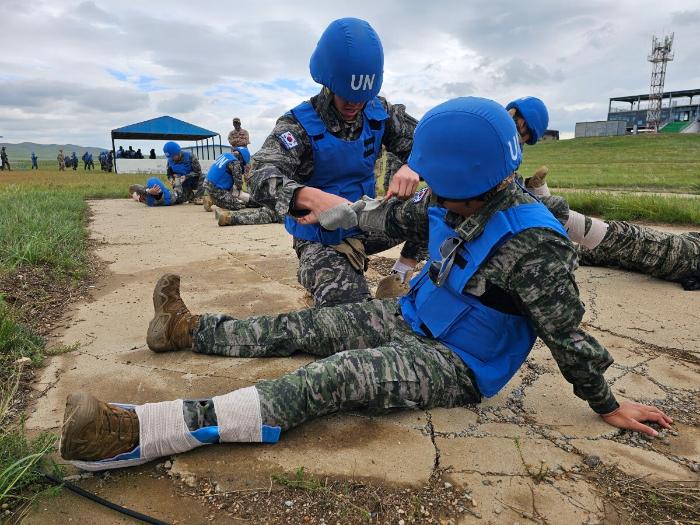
[115,158,217,174]
[575,120,627,138]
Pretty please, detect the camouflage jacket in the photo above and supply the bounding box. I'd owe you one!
[385,184,618,414]
[248,88,418,218]
[228,128,250,148]
[228,158,244,190]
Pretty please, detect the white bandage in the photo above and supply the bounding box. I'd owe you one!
[565,211,609,250]
[238,191,251,204]
[529,182,551,197]
[212,386,262,442]
[70,399,205,472]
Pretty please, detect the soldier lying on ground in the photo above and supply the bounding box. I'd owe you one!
[60,97,672,471]
[372,96,700,297]
[129,177,187,207]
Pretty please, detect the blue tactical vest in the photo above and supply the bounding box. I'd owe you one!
[145,177,173,207]
[400,203,568,397]
[284,97,388,245]
[207,153,237,190]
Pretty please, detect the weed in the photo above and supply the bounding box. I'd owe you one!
[514,437,549,483]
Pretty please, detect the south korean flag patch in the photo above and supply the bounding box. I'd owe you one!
[412,187,430,203]
[277,131,299,150]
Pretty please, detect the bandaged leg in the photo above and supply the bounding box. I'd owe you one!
[578,221,700,284]
[69,387,280,471]
[564,210,609,250]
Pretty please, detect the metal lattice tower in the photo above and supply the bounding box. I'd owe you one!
[646,33,674,131]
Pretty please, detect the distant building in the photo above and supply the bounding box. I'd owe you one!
[541,130,559,141]
[607,88,700,133]
[575,121,626,138]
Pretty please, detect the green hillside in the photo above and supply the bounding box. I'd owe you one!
[520,134,700,193]
[1,142,107,161]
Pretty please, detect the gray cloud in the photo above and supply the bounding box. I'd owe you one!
[670,9,700,25]
[157,94,203,113]
[0,80,149,112]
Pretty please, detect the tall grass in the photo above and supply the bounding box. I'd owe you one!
[0,300,59,519]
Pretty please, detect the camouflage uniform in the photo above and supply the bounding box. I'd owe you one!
[167,154,204,201]
[0,148,9,171]
[182,183,618,432]
[226,206,283,225]
[375,188,700,287]
[248,88,417,306]
[57,151,65,171]
[381,149,427,262]
[539,196,700,283]
[228,128,250,148]
[204,158,248,211]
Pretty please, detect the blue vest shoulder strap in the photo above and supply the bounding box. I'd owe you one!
[291,101,326,137]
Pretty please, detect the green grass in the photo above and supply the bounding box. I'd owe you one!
[0,300,61,519]
[556,191,700,226]
[520,134,700,193]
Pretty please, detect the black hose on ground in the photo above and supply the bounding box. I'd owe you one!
[43,473,170,525]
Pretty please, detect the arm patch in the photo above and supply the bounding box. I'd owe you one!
[277,131,299,150]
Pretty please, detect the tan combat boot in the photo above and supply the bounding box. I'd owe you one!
[215,209,233,226]
[202,195,213,212]
[191,197,204,205]
[525,165,548,189]
[146,274,200,352]
[60,392,139,461]
[375,272,411,299]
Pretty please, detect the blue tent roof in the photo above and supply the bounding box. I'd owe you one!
[111,115,218,140]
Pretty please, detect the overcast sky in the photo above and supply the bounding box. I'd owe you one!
[1,0,699,152]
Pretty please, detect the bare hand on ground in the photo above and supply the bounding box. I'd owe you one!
[601,401,673,436]
[385,164,420,201]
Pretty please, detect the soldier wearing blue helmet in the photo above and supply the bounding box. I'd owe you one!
[163,141,205,204]
[247,18,422,307]
[60,97,671,470]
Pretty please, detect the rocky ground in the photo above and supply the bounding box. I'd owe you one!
[22,199,699,524]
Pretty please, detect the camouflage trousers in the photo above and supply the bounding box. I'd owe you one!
[295,232,406,307]
[528,196,699,284]
[184,298,480,431]
[228,206,282,225]
[578,221,700,282]
[204,180,248,211]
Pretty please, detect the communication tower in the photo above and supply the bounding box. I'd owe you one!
[646,33,674,131]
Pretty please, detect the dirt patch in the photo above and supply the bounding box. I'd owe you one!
[167,465,480,524]
[586,464,700,524]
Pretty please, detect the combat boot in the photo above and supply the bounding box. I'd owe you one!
[525,166,548,189]
[60,392,139,461]
[192,197,204,205]
[375,272,412,299]
[202,195,214,212]
[215,209,233,227]
[146,274,200,352]
[128,184,146,197]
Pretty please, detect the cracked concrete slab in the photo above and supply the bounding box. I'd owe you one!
[24,200,700,523]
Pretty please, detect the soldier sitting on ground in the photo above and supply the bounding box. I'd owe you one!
[373,96,700,298]
[60,97,673,471]
[163,141,205,204]
[203,147,282,226]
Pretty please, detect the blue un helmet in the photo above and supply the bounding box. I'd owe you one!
[505,96,548,145]
[233,147,251,165]
[309,18,384,103]
[408,97,522,200]
[163,141,181,159]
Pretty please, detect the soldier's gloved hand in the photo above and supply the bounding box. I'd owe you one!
[318,200,367,230]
